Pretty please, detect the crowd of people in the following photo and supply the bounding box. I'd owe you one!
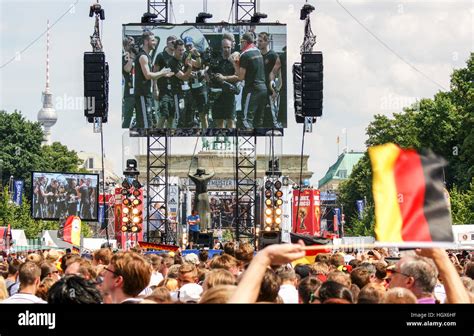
[122,28,286,130]
[0,242,472,304]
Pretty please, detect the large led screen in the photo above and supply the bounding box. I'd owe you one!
[31,172,99,221]
[122,23,287,131]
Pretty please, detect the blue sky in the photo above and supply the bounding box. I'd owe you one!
[0,0,472,184]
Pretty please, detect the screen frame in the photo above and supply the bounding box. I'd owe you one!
[122,22,288,136]
[30,171,100,222]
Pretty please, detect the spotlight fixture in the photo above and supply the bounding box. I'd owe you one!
[251,12,267,23]
[196,12,212,23]
[141,12,158,24]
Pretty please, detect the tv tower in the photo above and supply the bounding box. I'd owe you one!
[37,20,57,146]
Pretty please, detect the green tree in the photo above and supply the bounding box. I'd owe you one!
[450,180,474,225]
[344,204,375,237]
[0,110,84,196]
[0,110,44,185]
[449,53,474,190]
[40,142,85,173]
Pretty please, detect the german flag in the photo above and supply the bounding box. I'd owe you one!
[368,143,453,243]
[60,216,82,247]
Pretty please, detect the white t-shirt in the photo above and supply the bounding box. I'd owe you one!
[278,284,299,304]
[1,293,47,304]
[149,271,164,287]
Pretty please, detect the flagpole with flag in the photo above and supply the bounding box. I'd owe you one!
[342,128,347,153]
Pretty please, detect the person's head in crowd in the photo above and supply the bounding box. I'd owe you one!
[382,287,418,304]
[36,277,56,301]
[40,262,61,281]
[276,265,298,287]
[160,254,175,277]
[177,283,203,303]
[167,264,181,279]
[61,254,81,273]
[388,254,438,300]
[48,275,102,304]
[174,252,184,265]
[327,270,352,288]
[7,259,21,282]
[197,267,208,284]
[92,248,112,266]
[209,254,239,276]
[465,262,474,280]
[149,255,163,272]
[66,259,97,281]
[0,262,8,279]
[317,281,354,304]
[200,285,237,304]
[202,269,237,291]
[177,263,199,288]
[357,283,386,304]
[374,262,388,284]
[298,276,322,304]
[45,249,61,264]
[235,242,254,266]
[102,252,151,303]
[184,253,200,266]
[294,264,312,280]
[350,267,375,289]
[0,276,8,301]
[146,287,172,303]
[350,284,360,302]
[257,268,281,303]
[329,254,345,269]
[223,242,236,257]
[349,259,361,269]
[158,277,179,292]
[198,250,209,265]
[18,262,42,295]
[309,262,329,279]
[315,253,331,265]
[26,253,43,266]
[359,262,377,273]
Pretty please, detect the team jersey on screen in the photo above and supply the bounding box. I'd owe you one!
[134,49,152,97]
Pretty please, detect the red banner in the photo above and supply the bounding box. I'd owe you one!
[293,189,321,236]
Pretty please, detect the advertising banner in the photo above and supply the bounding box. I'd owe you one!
[292,189,321,236]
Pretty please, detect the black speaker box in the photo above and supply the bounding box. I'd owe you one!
[197,233,213,247]
[258,231,281,250]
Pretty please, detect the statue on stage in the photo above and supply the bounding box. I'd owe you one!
[189,168,214,231]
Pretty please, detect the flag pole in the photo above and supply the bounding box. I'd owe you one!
[301,241,459,251]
